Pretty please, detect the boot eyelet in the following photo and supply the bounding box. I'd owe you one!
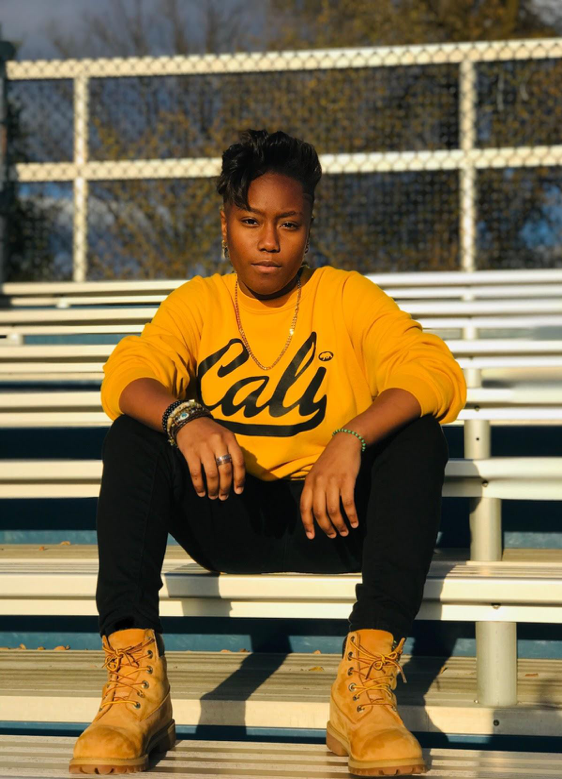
[356,705,363,712]
[352,695,358,701]
[147,650,153,658]
[348,683,356,691]
[147,666,153,674]
[350,635,356,643]
[143,681,149,689]
[134,702,141,709]
[347,651,353,660]
[347,667,353,676]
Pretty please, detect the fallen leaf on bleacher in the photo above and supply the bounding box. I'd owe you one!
[39,546,46,551]
[308,666,324,672]
[525,673,539,677]
[239,648,248,652]
[18,644,26,649]
[220,649,232,652]
[60,541,71,545]
[0,647,10,650]
[54,645,69,651]
[37,647,45,650]
[312,649,322,654]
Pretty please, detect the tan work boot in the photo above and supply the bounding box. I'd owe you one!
[326,628,426,776]
[69,628,176,774]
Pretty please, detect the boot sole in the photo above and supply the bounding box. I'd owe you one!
[326,720,427,776]
[68,719,176,774]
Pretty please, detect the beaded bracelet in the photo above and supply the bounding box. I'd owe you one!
[168,407,212,447]
[162,400,184,436]
[332,428,367,453]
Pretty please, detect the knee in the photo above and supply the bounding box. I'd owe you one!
[403,413,449,464]
[102,413,162,459]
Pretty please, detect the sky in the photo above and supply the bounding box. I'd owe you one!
[0,0,259,60]
[2,0,561,61]
[1,0,114,59]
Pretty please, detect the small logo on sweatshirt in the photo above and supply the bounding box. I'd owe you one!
[319,351,333,362]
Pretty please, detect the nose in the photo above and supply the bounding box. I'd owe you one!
[257,222,280,252]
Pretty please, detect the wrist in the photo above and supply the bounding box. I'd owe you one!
[331,428,367,453]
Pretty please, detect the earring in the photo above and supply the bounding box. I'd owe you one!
[221,240,229,260]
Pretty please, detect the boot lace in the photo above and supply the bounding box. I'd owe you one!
[347,636,407,712]
[99,637,155,710]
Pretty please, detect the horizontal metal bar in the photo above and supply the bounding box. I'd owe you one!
[7,37,562,80]
[11,144,562,181]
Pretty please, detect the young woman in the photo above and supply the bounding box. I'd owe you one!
[70,129,466,776]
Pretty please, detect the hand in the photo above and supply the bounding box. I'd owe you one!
[175,416,246,500]
[300,433,362,540]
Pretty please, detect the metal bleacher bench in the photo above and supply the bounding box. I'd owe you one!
[1,268,561,752]
[2,736,562,778]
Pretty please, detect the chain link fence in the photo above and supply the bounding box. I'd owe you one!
[4,38,562,281]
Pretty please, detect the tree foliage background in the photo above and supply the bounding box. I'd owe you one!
[5,0,562,280]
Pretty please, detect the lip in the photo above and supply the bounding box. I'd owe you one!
[252,263,281,273]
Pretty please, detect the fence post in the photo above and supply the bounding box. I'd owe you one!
[73,74,89,282]
[459,57,476,274]
[0,41,15,286]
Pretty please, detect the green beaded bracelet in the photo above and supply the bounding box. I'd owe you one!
[332,428,367,453]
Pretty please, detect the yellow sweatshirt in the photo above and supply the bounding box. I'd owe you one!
[101,265,466,481]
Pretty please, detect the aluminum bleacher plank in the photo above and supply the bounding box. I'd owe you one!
[1,652,562,737]
[1,458,561,501]
[4,283,562,305]
[2,547,562,621]
[3,316,562,335]
[1,737,562,778]
[2,545,561,564]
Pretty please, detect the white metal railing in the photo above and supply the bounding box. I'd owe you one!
[6,37,562,281]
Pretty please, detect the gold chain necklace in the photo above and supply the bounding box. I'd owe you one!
[234,270,302,371]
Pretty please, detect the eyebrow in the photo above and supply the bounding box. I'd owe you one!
[244,207,303,218]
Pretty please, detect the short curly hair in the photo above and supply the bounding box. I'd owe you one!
[217,128,322,212]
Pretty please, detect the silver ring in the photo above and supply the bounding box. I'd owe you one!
[215,453,232,466]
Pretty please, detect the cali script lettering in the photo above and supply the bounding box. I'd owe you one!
[195,332,328,437]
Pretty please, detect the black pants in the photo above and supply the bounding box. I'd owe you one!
[96,412,448,644]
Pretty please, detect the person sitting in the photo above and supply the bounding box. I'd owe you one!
[70,128,466,776]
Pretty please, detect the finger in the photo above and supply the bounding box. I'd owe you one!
[185,453,206,497]
[341,480,359,528]
[213,444,234,500]
[326,479,349,536]
[229,442,246,495]
[300,485,315,539]
[312,485,338,539]
[216,455,233,500]
[201,447,221,499]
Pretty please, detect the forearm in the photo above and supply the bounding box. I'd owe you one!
[337,388,422,449]
[119,378,179,433]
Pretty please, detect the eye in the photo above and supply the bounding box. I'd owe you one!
[241,218,257,225]
[283,222,299,229]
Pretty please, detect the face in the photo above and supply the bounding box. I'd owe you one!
[220,171,312,300]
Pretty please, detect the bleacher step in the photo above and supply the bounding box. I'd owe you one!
[1,735,562,778]
[3,544,562,563]
[1,651,561,737]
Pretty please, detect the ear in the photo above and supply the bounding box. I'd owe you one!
[220,207,227,242]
